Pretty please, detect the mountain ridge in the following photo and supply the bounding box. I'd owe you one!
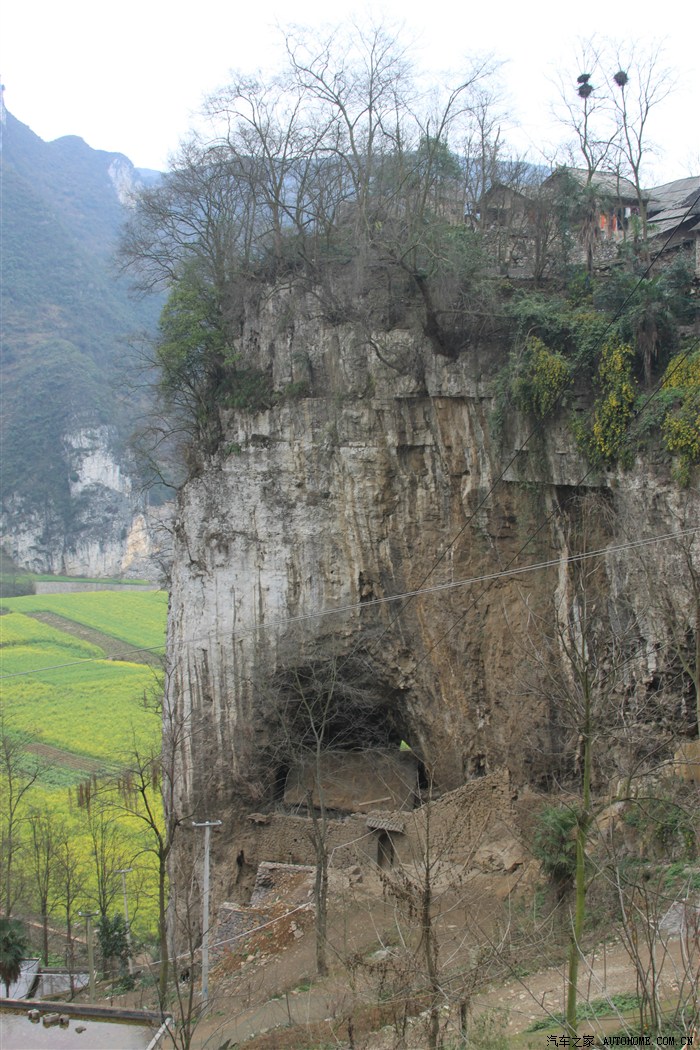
[0,108,168,576]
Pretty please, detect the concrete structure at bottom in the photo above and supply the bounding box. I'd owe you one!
[0,999,171,1050]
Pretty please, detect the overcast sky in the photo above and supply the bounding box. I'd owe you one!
[2,0,698,183]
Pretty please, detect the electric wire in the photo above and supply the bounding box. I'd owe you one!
[3,190,697,687]
[354,189,700,642]
[6,153,699,1013]
[1,526,697,681]
[410,335,699,676]
[319,185,700,693]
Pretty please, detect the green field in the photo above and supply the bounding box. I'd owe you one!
[2,589,168,651]
[0,590,168,940]
[32,574,152,585]
[1,612,160,764]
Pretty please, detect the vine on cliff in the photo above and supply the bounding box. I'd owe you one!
[581,339,637,466]
[660,348,700,484]
[510,336,573,419]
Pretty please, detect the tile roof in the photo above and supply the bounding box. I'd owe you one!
[545,167,640,200]
[366,813,406,833]
[646,176,700,215]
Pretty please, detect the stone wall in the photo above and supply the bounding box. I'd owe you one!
[209,770,524,910]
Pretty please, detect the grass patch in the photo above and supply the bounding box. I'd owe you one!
[526,994,641,1032]
[2,590,168,650]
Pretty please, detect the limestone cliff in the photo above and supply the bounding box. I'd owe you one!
[164,280,699,865]
[2,426,173,579]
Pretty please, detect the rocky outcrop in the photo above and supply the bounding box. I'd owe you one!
[164,282,699,867]
[2,426,173,579]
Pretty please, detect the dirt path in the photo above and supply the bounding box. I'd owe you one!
[25,741,107,773]
[191,933,692,1049]
[27,611,162,667]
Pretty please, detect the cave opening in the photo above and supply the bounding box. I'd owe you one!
[266,650,430,811]
[272,763,289,802]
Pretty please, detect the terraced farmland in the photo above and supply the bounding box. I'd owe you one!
[3,589,168,651]
[0,589,168,939]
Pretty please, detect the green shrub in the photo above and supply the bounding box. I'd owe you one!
[468,1008,510,1049]
[532,804,579,890]
[511,337,572,419]
[660,349,700,484]
[0,549,35,598]
[526,994,641,1032]
[623,797,697,861]
[580,339,636,465]
[222,367,274,410]
[97,914,132,977]
[507,292,608,366]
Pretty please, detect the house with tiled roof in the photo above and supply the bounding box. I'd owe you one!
[646,176,700,275]
[541,167,644,245]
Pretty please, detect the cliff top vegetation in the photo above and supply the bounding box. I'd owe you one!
[119,24,699,487]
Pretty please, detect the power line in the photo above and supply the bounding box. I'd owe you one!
[3,189,697,700]
[1,527,697,681]
[328,186,700,680]
[409,336,699,675]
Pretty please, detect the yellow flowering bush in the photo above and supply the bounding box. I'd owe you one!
[588,340,637,464]
[512,337,572,419]
[661,349,700,484]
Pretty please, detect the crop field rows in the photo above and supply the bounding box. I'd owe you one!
[3,589,168,650]
[0,590,169,937]
[1,610,162,766]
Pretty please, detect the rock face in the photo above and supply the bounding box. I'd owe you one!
[0,109,164,579]
[165,283,699,843]
[2,426,173,579]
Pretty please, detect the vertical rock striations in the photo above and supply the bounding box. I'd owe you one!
[165,284,699,838]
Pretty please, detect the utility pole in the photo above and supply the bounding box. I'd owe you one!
[192,820,221,1005]
[78,910,98,999]
[115,868,133,974]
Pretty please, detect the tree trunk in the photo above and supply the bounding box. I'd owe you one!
[41,905,49,966]
[158,854,169,1004]
[307,788,328,977]
[422,856,441,1049]
[315,848,328,978]
[566,681,592,1037]
[66,913,75,999]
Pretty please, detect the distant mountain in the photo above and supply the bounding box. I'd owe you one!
[0,110,168,576]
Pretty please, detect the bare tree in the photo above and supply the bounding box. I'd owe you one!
[643,519,699,738]
[0,729,41,917]
[53,825,86,995]
[259,637,402,977]
[608,794,699,1039]
[554,41,618,186]
[609,501,700,740]
[362,774,511,1050]
[283,23,412,245]
[83,800,130,920]
[108,675,192,1004]
[553,43,619,274]
[27,808,58,965]
[119,21,507,453]
[163,851,204,1050]
[518,494,646,1037]
[608,45,673,259]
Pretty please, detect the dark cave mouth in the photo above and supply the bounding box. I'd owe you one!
[268,660,430,809]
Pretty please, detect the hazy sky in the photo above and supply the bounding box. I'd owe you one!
[2,0,698,182]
